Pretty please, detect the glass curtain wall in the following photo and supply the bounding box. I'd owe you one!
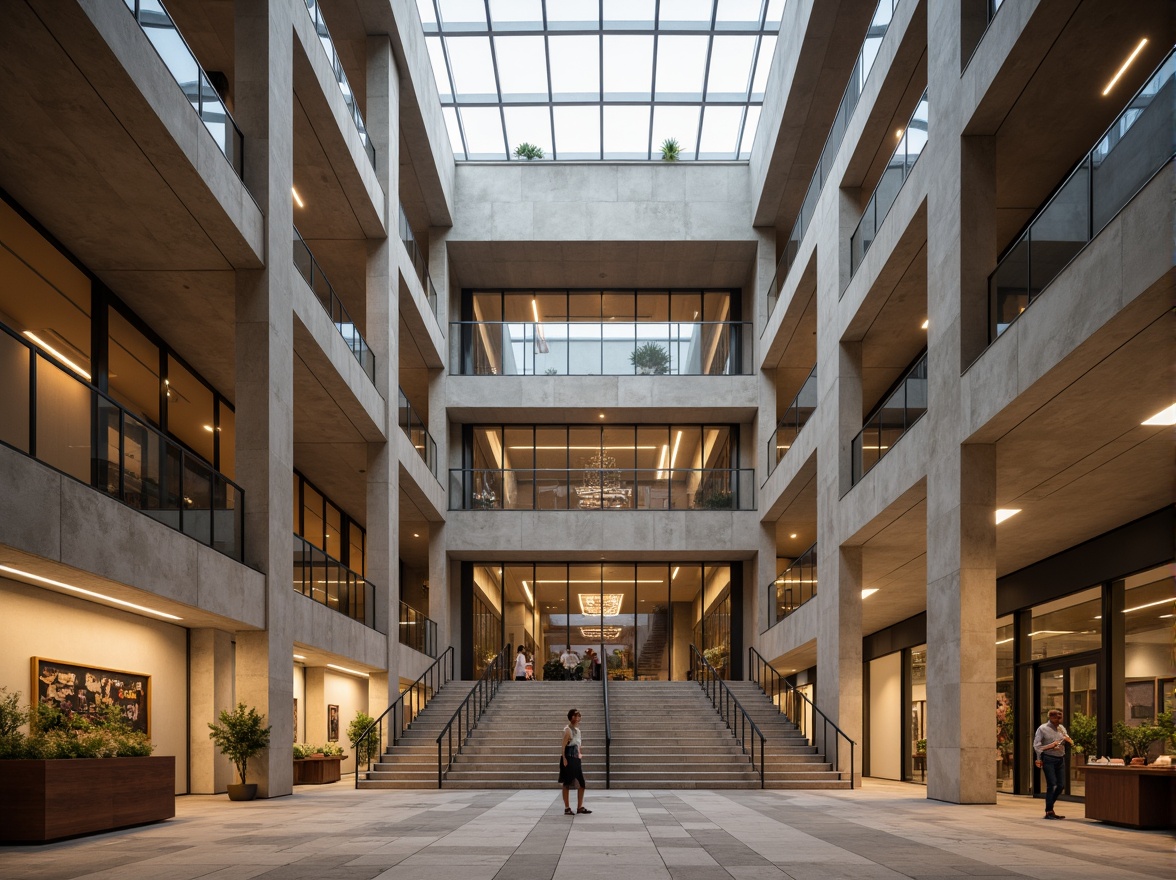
[908,644,928,784]
[471,563,728,681]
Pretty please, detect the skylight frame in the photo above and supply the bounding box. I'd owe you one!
[419,0,784,162]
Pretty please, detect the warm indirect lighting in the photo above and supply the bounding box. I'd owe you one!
[1141,403,1176,426]
[995,508,1021,524]
[291,186,305,208]
[578,593,624,616]
[656,444,669,479]
[521,580,533,606]
[921,319,929,330]
[0,564,182,620]
[412,533,420,538]
[1161,614,1174,619]
[511,445,658,451]
[669,430,683,470]
[861,588,878,599]
[789,533,798,539]
[531,298,540,324]
[671,567,680,580]
[1102,38,1149,96]
[580,626,622,640]
[23,331,92,380]
[1123,598,1176,614]
[293,654,306,660]
[995,638,1013,646]
[599,413,605,419]
[536,578,663,584]
[327,663,369,678]
[895,128,904,138]
[1028,630,1074,637]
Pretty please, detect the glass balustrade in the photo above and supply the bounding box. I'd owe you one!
[123,0,244,176]
[851,350,927,485]
[398,204,439,320]
[399,600,438,657]
[771,542,818,627]
[450,468,755,511]
[766,0,900,318]
[292,533,379,629]
[451,321,751,376]
[767,365,817,475]
[848,90,930,283]
[989,49,1174,340]
[398,388,438,479]
[292,227,376,382]
[0,322,244,561]
[303,0,376,168]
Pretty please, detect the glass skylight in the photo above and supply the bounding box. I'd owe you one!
[418,0,785,161]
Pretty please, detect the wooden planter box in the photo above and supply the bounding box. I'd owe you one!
[293,755,347,785]
[0,757,175,843]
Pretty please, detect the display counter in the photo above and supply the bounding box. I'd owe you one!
[1082,765,1176,829]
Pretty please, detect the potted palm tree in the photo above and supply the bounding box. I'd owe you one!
[207,703,271,800]
[630,342,670,374]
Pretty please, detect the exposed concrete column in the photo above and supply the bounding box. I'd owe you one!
[815,544,863,782]
[303,666,326,744]
[926,444,997,803]
[233,0,296,798]
[188,628,233,793]
[365,34,400,709]
[428,521,451,656]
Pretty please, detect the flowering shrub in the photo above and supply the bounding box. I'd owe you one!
[0,688,154,759]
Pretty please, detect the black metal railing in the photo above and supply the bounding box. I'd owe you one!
[767,364,817,476]
[302,0,375,168]
[436,645,509,787]
[450,467,755,511]
[398,388,438,478]
[0,322,244,561]
[353,646,454,787]
[292,533,380,630]
[690,645,766,788]
[766,0,900,318]
[399,204,439,320]
[292,226,376,382]
[770,542,818,627]
[851,349,927,485]
[749,647,855,789]
[399,600,438,657]
[452,320,751,376]
[123,0,244,177]
[602,652,612,790]
[848,89,930,283]
[989,48,1174,341]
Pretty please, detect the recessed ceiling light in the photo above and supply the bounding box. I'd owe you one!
[1141,403,1176,426]
[789,533,798,539]
[293,654,306,660]
[0,564,182,620]
[1102,38,1148,96]
[292,186,305,208]
[921,319,929,330]
[861,588,878,599]
[599,413,605,419]
[895,128,904,138]
[413,533,420,538]
[995,508,1021,524]
[327,663,369,678]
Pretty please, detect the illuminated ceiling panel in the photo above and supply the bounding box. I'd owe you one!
[418,0,786,161]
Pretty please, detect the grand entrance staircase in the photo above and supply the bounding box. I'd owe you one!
[358,679,849,790]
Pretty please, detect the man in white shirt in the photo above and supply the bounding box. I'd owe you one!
[1033,708,1073,819]
[560,645,580,680]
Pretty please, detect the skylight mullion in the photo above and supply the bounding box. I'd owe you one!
[432,0,469,158]
[542,2,556,159]
[695,0,718,160]
[483,0,511,158]
[648,0,660,160]
[598,0,604,160]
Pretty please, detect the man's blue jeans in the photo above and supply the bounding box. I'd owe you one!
[1041,755,1065,812]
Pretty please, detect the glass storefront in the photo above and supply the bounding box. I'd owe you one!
[468,563,731,681]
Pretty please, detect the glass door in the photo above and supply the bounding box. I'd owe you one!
[1035,657,1099,799]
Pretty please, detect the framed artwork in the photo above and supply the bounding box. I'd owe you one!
[293,698,299,743]
[33,657,150,736]
[327,704,339,742]
[1124,679,1156,725]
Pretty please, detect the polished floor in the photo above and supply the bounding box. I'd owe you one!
[0,779,1171,880]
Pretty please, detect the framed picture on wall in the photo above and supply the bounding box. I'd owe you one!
[32,657,150,736]
[1124,679,1156,724]
[327,704,339,742]
[293,698,298,743]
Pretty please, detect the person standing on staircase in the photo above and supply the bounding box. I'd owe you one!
[515,645,528,681]
[559,708,591,815]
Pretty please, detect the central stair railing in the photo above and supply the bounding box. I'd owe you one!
[436,646,509,787]
[353,646,454,787]
[690,645,766,788]
[748,646,856,788]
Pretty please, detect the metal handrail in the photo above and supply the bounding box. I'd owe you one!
[689,645,765,788]
[748,646,856,789]
[399,600,439,657]
[398,204,439,321]
[398,387,439,478]
[766,363,817,477]
[353,646,454,787]
[436,645,509,787]
[601,644,611,789]
[302,0,376,168]
[292,533,379,631]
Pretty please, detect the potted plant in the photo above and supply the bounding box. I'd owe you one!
[514,142,544,160]
[207,702,271,800]
[630,342,670,374]
[915,738,927,755]
[660,137,681,161]
[694,488,734,509]
[1111,720,1165,764]
[1068,711,1097,762]
[702,646,728,670]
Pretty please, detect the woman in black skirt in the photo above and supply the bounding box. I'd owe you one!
[559,708,591,814]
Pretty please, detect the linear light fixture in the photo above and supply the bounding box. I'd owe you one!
[921,319,929,329]
[1102,38,1148,96]
[670,430,683,470]
[1123,598,1175,614]
[291,186,305,208]
[536,579,664,584]
[995,508,1021,524]
[1141,403,1176,425]
[327,663,369,678]
[0,564,181,620]
[995,638,1014,646]
[671,567,680,580]
[1028,630,1074,637]
[861,588,878,599]
[521,579,534,606]
[23,331,92,380]
[580,626,622,640]
[655,444,669,479]
[293,654,306,660]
